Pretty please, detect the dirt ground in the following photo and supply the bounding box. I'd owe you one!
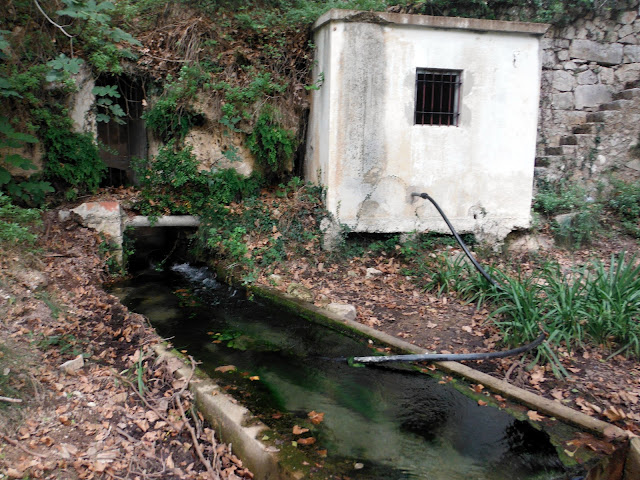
[1,201,639,479]
[0,212,253,479]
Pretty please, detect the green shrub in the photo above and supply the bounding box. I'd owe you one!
[608,179,640,237]
[43,127,107,196]
[534,179,602,248]
[142,65,208,141]
[133,142,209,216]
[247,106,296,179]
[534,179,589,215]
[142,96,204,142]
[198,178,325,282]
[133,141,263,219]
[551,203,602,249]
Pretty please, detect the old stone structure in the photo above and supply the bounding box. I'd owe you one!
[306,9,548,243]
[536,0,640,185]
[7,3,640,247]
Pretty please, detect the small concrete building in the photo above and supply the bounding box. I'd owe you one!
[305,9,548,243]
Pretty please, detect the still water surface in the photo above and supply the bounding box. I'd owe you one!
[113,263,568,480]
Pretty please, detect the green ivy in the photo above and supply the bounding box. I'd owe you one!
[40,108,107,197]
[247,106,296,179]
[55,0,141,74]
[142,66,207,141]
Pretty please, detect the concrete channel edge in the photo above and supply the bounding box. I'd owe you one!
[247,284,640,478]
[149,281,639,479]
[152,344,302,480]
[250,284,632,439]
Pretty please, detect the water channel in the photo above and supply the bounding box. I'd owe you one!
[112,262,577,480]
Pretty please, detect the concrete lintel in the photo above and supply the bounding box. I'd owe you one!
[313,8,550,36]
[126,215,201,228]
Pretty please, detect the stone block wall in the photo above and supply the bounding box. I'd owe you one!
[536,0,640,186]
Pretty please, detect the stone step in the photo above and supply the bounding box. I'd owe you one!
[546,145,577,156]
[599,99,632,111]
[624,79,640,90]
[613,88,640,100]
[535,155,565,167]
[535,156,550,167]
[573,133,600,147]
[572,124,598,134]
[559,136,577,145]
[586,111,618,123]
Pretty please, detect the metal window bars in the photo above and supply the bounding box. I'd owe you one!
[415,69,462,126]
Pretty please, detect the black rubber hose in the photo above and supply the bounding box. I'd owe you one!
[411,192,500,289]
[350,331,546,364]
[341,192,545,365]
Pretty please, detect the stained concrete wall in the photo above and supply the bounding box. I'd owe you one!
[306,10,548,242]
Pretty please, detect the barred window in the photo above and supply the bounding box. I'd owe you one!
[415,69,462,126]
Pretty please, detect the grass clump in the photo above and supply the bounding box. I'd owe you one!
[0,193,41,250]
[608,178,640,238]
[534,179,602,249]
[412,250,640,376]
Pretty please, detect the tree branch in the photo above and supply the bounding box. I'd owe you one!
[33,0,75,56]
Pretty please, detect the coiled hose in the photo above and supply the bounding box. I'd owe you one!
[347,192,545,365]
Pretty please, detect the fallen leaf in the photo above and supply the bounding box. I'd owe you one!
[297,437,316,445]
[477,400,487,406]
[527,410,544,422]
[215,365,237,373]
[603,406,626,422]
[529,366,546,385]
[308,411,324,425]
[293,425,309,435]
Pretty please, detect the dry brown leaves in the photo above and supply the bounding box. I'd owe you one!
[0,212,254,479]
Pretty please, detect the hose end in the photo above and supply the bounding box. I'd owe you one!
[411,192,429,199]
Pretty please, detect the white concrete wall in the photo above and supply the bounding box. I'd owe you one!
[306,10,547,242]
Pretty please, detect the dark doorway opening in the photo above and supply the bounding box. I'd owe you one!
[96,76,147,187]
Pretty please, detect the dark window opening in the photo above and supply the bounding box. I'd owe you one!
[415,69,461,126]
[96,75,147,187]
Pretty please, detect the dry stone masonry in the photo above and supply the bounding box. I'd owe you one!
[537,0,640,186]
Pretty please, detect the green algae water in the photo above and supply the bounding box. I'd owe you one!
[113,264,573,480]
